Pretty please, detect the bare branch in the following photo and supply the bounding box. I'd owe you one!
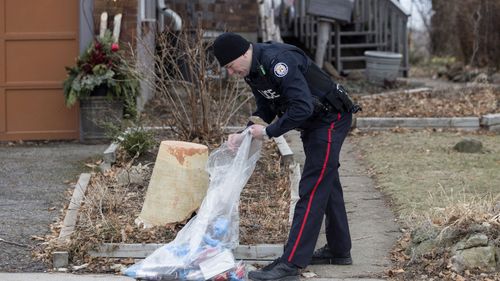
[132,27,251,140]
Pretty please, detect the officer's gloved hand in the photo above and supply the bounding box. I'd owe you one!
[227,133,244,152]
[249,124,268,141]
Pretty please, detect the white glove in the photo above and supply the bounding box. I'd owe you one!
[227,133,244,151]
[249,124,269,141]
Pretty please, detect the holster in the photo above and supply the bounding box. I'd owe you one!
[324,84,362,113]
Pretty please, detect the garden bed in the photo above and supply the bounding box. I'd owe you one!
[36,129,291,272]
[353,84,499,118]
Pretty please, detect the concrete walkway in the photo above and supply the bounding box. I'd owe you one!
[284,131,399,280]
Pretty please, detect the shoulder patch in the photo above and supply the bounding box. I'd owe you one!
[273,62,288,77]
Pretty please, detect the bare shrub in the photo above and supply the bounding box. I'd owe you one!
[431,0,500,67]
[133,27,252,142]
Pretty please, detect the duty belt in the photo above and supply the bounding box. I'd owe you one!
[304,62,362,114]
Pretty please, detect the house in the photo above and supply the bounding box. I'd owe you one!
[284,0,410,76]
[0,0,408,142]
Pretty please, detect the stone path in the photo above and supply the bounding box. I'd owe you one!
[284,131,400,279]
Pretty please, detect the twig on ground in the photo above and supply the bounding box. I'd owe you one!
[0,237,29,248]
[353,235,373,241]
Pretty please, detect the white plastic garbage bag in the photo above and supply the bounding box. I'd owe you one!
[124,130,262,280]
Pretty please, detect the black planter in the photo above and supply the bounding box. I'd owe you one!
[79,88,123,143]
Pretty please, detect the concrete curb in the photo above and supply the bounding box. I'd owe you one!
[355,117,480,131]
[89,243,283,261]
[53,173,92,268]
[480,113,500,132]
[351,113,500,132]
[58,173,92,242]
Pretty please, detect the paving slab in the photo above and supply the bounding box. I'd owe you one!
[284,131,400,279]
[0,272,385,281]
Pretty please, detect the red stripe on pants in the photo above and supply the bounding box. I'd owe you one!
[287,117,338,262]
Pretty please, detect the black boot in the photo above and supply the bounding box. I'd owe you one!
[248,260,300,281]
[310,244,352,265]
[261,258,280,271]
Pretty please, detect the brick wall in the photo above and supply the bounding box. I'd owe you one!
[168,0,258,33]
[93,0,138,46]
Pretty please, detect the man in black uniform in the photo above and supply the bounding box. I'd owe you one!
[212,33,360,281]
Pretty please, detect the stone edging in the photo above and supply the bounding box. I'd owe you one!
[355,117,480,131]
[53,173,92,268]
[89,243,283,261]
[353,114,500,132]
[53,132,299,268]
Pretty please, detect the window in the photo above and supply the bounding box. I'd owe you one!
[140,0,156,22]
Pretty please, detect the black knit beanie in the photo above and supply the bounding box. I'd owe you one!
[213,32,250,66]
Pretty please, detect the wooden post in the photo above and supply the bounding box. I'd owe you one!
[314,18,332,67]
[402,17,409,77]
[335,21,341,72]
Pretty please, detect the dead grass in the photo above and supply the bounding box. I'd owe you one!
[388,196,500,281]
[240,143,291,244]
[352,130,500,223]
[353,130,500,280]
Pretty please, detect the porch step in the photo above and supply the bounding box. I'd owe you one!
[340,31,377,36]
[339,56,366,62]
[340,42,384,49]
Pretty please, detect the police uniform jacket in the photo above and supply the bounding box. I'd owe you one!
[244,42,342,138]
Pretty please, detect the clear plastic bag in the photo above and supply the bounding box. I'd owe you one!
[124,131,261,280]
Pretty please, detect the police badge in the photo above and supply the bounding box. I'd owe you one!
[273,62,288,77]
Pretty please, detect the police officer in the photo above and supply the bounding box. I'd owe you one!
[212,32,359,281]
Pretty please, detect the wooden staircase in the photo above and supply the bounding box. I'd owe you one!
[283,0,410,76]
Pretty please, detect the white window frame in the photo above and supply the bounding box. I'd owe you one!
[140,0,156,22]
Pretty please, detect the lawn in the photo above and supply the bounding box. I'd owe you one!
[352,130,500,222]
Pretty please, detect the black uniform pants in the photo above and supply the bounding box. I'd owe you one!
[282,112,352,268]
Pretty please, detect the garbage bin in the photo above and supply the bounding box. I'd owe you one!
[364,51,403,85]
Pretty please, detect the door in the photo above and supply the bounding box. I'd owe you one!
[0,0,79,141]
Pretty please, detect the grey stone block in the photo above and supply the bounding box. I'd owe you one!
[53,251,69,268]
[481,113,500,126]
[356,117,480,131]
[99,162,112,173]
[103,142,119,164]
[488,124,500,132]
